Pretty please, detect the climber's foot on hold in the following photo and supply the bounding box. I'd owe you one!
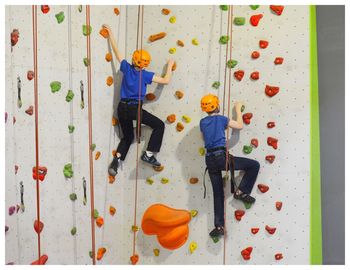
[108,156,120,176]
[141,151,161,167]
[234,190,256,204]
[209,226,225,238]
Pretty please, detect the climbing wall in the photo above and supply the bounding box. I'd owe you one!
[5,5,312,265]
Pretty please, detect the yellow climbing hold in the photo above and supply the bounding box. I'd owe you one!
[153,248,160,256]
[146,178,154,185]
[169,47,176,54]
[169,16,176,23]
[131,225,139,232]
[189,241,197,254]
[190,210,198,217]
[199,147,205,156]
[192,38,199,46]
[161,178,169,184]
[182,115,191,123]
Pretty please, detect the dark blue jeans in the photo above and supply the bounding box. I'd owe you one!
[205,151,260,227]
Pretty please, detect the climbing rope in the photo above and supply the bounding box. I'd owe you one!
[85,5,96,265]
[32,4,41,262]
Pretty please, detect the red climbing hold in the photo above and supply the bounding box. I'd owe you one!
[234,70,245,81]
[259,40,269,49]
[41,5,50,14]
[250,14,263,26]
[276,201,283,211]
[34,220,44,234]
[11,29,19,47]
[250,71,259,80]
[15,165,19,174]
[25,106,33,116]
[265,85,279,97]
[31,254,48,265]
[274,57,284,65]
[130,254,139,265]
[27,71,34,80]
[32,166,47,181]
[13,116,16,125]
[251,228,259,234]
[265,225,276,235]
[258,184,269,193]
[241,247,253,260]
[275,253,283,260]
[251,138,258,148]
[267,121,275,128]
[243,113,253,125]
[251,51,260,59]
[234,210,245,221]
[265,155,275,163]
[270,5,284,16]
[267,137,278,149]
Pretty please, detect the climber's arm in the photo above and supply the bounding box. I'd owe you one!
[152,59,175,85]
[228,102,244,130]
[102,24,124,63]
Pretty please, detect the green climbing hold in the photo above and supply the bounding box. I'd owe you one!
[71,227,77,235]
[243,145,253,154]
[66,90,74,102]
[55,11,65,24]
[241,105,245,112]
[83,57,90,67]
[219,35,229,45]
[211,236,220,243]
[250,5,260,10]
[50,81,61,93]
[82,25,92,36]
[78,5,83,12]
[93,209,99,219]
[234,17,245,25]
[244,201,252,209]
[212,81,220,89]
[69,193,77,201]
[91,144,96,151]
[220,5,228,11]
[89,251,93,258]
[227,60,238,69]
[63,163,73,178]
[68,125,75,133]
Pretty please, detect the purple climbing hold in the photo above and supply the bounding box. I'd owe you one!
[9,206,16,216]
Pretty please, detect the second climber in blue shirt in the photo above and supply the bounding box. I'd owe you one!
[102,25,175,176]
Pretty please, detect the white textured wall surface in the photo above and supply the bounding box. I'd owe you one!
[5,5,310,265]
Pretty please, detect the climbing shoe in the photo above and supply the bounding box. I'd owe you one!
[209,227,225,238]
[141,152,161,167]
[234,192,256,204]
[108,156,120,176]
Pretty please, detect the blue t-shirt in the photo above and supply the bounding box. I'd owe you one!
[120,59,155,100]
[200,115,229,149]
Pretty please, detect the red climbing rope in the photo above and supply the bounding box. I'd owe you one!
[86,5,96,265]
[32,4,41,262]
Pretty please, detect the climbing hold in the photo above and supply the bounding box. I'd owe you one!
[15,165,19,174]
[276,201,283,211]
[234,70,245,81]
[250,14,263,26]
[31,254,48,265]
[265,225,276,235]
[189,241,197,254]
[220,5,228,11]
[166,114,176,123]
[267,137,278,149]
[241,105,245,112]
[199,147,205,156]
[176,122,184,132]
[259,40,269,49]
[27,70,34,80]
[50,81,61,93]
[145,93,156,101]
[274,57,284,65]
[9,206,16,216]
[114,7,120,15]
[78,5,83,12]
[234,210,245,221]
[211,236,220,243]
[241,247,253,260]
[13,116,16,124]
[112,117,118,126]
[109,206,116,216]
[270,5,284,16]
[25,106,33,116]
[70,227,77,235]
[190,210,198,217]
[219,35,229,45]
[146,177,154,185]
[89,251,94,259]
[153,165,164,172]
[32,166,47,181]
[168,48,176,55]
[243,202,252,209]
[97,247,106,261]
[131,225,139,232]
[169,16,176,24]
[265,155,275,163]
[175,90,184,99]
[162,8,170,15]
[212,81,220,89]
[265,85,279,97]
[258,184,269,193]
[83,57,90,67]
[10,29,19,48]
[251,51,260,59]
[275,253,283,260]
[250,71,259,80]
[106,76,113,86]
[192,38,199,46]
[91,144,96,151]
[243,113,253,125]
[105,53,112,62]
[267,121,275,128]
[5,112,8,123]
[93,209,99,219]
[251,138,258,148]
[182,115,191,123]
[243,145,253,154]
[234,17,246,26]
[68,125,75,133]
[153,248,160,256]
[172,62,177,71]
[130,254,139,265]
[99,28,109,38]
[5,225,9,233]
[55,12,65,24]
[149,32,166,42]
[189,177,199,184]
[177,40,184,47]
[82,25,92,36]
[95,151,101,160]
[41,5,50,14]
[251,228,259,234]
[109,175,116,184]
[227,60,238,69]
[63,163,73,178]
[96,217,104,228]
[69,193,77,201]
[161,178,169,184]
[250,5,260,10]
[34,220,44,234]
[66,90,74,102]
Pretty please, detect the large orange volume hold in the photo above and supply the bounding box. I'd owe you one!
[148,32,166,42]
[141,204,191,250]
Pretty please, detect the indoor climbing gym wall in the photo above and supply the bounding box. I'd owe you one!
[5,5,322,265]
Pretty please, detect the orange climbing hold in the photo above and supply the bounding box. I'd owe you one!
[153,165,164,172]
[109,206,116,216]
[31,254,48,265]
[141,204,191,250]
[145,93,156,101]
[95,151,101,160]
[105,53,112,62]
[114,7,120,15]
[177,40,184,47]
[97,247,106,260]
[148,32,166,42]
[176,122,184,132]
[109,175,116,184]
[167,114,176,123]
[162,8,170,15]
[189,177,199,184]
[99,28,109,38]
[112,117,118,126]
[106,76,113,86]
[172,61,177,71]
[96,217,104,227]
[175,90,184,99]
[130,254,139,265]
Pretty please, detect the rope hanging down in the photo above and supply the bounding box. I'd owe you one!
[85,5,96,265]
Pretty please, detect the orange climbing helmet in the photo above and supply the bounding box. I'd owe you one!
[132,49,151,68]
[201,94,219,113]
